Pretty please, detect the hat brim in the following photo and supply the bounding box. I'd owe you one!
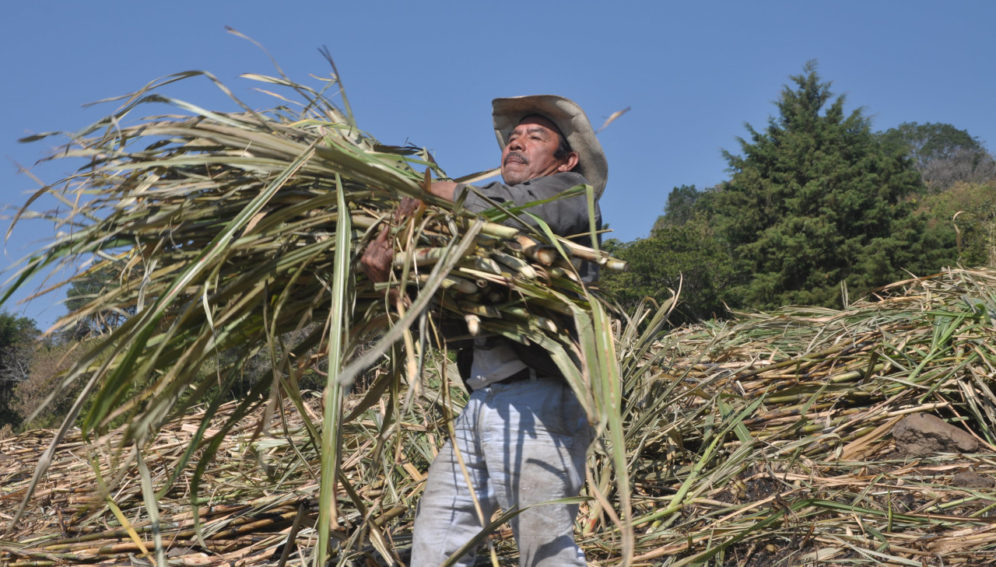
[492,95,608,199]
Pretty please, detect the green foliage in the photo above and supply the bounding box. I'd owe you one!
[12,340,86,429]
[609,68,993,320]
[711,62,946,310]
[879,122,996,191]
[604,185,742,325]
[652,184,704,231]
[0,312,39,427]
[64,266,131,339]
[880,122,985,169]
[602,217,734,324]
[919,181,996,267]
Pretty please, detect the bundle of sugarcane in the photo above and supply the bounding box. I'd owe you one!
[3,51,635,564]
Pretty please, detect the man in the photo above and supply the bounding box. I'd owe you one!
[361,95,607,567]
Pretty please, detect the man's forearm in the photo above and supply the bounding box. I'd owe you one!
[427,180,458,201]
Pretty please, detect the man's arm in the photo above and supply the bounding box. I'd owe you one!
[458,172,595,237]
[426,180,458,202]
[361,173,597,282]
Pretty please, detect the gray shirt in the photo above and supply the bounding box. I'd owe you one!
[456,171,602,283]
[452,171,602,386]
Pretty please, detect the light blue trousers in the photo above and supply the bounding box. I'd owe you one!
[410,377,594,567]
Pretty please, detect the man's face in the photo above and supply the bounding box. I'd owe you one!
[500,116,576,185]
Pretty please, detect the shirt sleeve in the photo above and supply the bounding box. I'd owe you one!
[454,171,602,283]
[455,172,597,237]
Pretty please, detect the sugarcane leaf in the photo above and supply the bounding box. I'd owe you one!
[316,174,352,565]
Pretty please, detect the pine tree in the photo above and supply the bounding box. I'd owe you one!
[715,62,936,309]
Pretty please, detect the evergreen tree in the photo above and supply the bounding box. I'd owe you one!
[714,62,939,310]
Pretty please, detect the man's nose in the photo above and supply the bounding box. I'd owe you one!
[507,137,524,151]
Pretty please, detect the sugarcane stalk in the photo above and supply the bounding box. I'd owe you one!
[416,273,479,295]
[514,235,558,266]
[465,314,481,336]
[454,301,502,319]
[392,246,449,268]
[489,251,539,280]
[500,305,559,333]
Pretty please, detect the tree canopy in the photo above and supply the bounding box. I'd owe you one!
[64,266,131,339]
[879,122,996,191]
[712,62,937,310]
[919,180,996,268]
[601,216,733,324]
[604,63,965,320]
[0,312,38,427]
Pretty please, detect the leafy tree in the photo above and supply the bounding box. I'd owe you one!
[713,62,943,310]
[0,312,39,426]
[919,181,996,267]
[652,185,705,231]
[64,266,131,339]
[602,208,735,325]
[13,340,86,429]
[880,122,996,191]
[880,122,985,170]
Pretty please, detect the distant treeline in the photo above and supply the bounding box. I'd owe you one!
[601,62,996,324]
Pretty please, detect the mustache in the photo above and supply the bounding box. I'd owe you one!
[504,151,528,165]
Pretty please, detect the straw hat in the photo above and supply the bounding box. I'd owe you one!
[492,95,608,198]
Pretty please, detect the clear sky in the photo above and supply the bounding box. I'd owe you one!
[2,1,993,329]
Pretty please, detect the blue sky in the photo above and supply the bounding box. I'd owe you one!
[2,1,993,329]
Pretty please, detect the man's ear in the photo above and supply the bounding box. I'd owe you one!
[558,151,579,172]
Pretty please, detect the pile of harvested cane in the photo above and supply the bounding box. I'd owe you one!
[1,393,354,566]
[611,267,996,566]
[3,267,996,566]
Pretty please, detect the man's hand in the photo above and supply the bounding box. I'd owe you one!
[359,174,453,286]
[360,224,394,284]
[359,197,425,284]
[394,196,424,220]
